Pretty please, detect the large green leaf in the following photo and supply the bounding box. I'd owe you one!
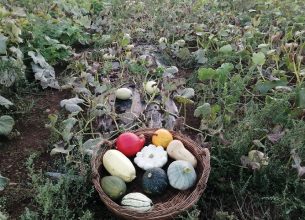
[82,138,103,155]
[28,51,60,89]
[216,63,234,83]
[198,63,233,82]
[198,68,217,81]
[74,15,91,28]
[0,115,14,136]
[0,211,8,220]
[219,44,233,53]
[0,34,8,54]
[296,88,305,109]
[252,52,266,66]
[61,117,78,142]
[255,80,287,94]
[194,103,211,118]
[193,49,207,64]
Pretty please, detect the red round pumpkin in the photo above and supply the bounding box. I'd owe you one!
[116,132,145,157]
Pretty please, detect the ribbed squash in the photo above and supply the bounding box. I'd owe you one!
[167,160,197,190]
[142,168,168,195]
[121,193,153,212]
[101,176,126,200]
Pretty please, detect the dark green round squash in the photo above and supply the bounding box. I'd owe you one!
[142,168,168,195]
[101,176,127,200]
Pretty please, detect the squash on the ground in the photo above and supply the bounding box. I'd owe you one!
[145,81,159,94]
[115,88,132,100]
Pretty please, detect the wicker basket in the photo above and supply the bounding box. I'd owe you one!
[91,128,211,220]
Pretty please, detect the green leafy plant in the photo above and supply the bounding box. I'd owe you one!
[21,154,94,220]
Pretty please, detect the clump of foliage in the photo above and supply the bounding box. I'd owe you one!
[21,154,94,220]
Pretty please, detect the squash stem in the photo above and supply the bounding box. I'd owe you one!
[183,167,192,174]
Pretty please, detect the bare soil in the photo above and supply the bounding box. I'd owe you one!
[0,90,69,219]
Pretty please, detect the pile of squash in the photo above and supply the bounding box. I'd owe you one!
[101,128,198,212]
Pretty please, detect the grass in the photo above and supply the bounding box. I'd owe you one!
[1,0,305,219]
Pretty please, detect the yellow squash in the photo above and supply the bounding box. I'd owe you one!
[102,150,136,182]
[152,128,173,148]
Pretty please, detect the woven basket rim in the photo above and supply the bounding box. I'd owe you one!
[91,128,211,220]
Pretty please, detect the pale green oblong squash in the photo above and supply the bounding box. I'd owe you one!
[167,160,197,190]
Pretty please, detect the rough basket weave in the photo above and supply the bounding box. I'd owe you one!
[91,128,211,220]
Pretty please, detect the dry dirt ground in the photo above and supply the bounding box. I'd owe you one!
[0,90,69,219]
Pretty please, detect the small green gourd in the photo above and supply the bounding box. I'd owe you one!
[101,176,127,200]
[167,160,197,190]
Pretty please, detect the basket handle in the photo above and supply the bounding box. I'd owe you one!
[199,147,211,183]
[199,147,210,163]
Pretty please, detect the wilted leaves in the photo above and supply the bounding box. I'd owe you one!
[0,211,8,220]
[174,88,195,104]
[60,97,84,113]
[0,174,9,191]
[0,115,14,136]
[28,51,60,89]
[0,34,8,54]
[50,117,78,155]
[193,49,207,64]
[50,143,74,156]
[241,150,269,171]
[61,117,78,142]
[291,149,305,177]
[0,95,13,108]
[82,138,103,155]
[267,125,285,144]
